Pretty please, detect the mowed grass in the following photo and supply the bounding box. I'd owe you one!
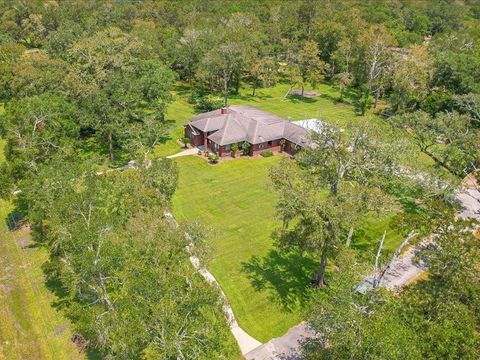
[0,140,82,360]
[172,155,407,341]
[172,155,307,341]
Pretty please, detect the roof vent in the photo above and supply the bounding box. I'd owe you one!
[221,107,228,114]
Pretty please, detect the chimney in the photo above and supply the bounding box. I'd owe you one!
[221,107,228,114]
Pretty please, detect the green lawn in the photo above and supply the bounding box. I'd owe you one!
[172,156,305,341]
[168,82,429,341]
[172,155,406,341]
[0,139,82,360]
[153,94,194,158]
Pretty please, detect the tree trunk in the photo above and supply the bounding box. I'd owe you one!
[223,72,228,107]
[346,225,354,247]
[422,148,459,176]
[234,72,240,94]
[301,84,305,97]
[312,253,328,287]
[374,89,380,109]
[107,131,114,162]
[252,83,256,96]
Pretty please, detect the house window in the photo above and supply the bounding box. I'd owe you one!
[267,141,273,146]
[225,144,231,152]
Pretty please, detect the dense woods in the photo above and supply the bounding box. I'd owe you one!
[0,0,479,358]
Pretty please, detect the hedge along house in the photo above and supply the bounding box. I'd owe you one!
[184,105,311,157]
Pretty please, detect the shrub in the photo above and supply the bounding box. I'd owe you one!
[182,137,191,148]
[230,143,238,157]
[241,141,251,156]
[260,150,273,157]
[208,153,219,164]
[279,139,286,152]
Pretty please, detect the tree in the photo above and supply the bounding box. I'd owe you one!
[293,40,326,97]
[334,71,353,102]
[270,124,397,286]
[389,111,480,176]
[391,45,433,112]
[231,143,238,158]
[195,13,258,106]
[356,25,395,108]
[453,93,480,125]
[246,56,278,96]
[241,141,251,156]
[65,27,175,161]
[302,249,421,360]
[176,28,211,87]
[0,94,78,183]
[332,39,354,101]
[430,31,480,94]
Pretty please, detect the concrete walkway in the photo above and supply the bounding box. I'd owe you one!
[166,147,198,159]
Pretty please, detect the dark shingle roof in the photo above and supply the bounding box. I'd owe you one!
[189,105,310,146]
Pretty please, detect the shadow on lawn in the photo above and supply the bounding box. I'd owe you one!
[230,92,273,102]
[241,249,317,312]
[286,95,317,104]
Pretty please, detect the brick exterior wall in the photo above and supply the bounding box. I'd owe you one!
[184,126,303,157]
[184,126,204,147]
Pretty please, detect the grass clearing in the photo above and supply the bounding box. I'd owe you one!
[172,156,305,341]
[172,155,407,341]
[0,140,82,360]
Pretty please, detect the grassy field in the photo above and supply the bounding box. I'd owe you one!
[172,155,303,341]
[0,139,82,360]
[172,155,406,341]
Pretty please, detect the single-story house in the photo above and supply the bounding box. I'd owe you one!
[184,105,312,157]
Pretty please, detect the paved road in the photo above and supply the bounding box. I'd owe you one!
[361,176,479,291]
[245,323,314,360]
